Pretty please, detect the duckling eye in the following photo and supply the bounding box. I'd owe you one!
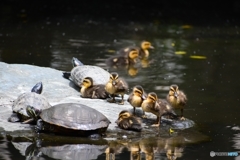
[144,43,150,46]
[135,91,142,95]
[83,80,88,83]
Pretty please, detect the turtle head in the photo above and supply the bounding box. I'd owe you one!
[31,82,43,94]
[72,57,84,67]
[26,105,42,121]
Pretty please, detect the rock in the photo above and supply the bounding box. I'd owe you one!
[0,62,194,136]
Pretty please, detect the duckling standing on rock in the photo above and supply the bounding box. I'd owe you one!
[167,84,187,120]
[127,85,147,115]
[105,72,128,105]
[115,110,142,132]
[106,48,139,67]
[141,92,177,127]
[80,77,109,99]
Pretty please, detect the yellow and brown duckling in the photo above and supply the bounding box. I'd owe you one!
[127,85,147,115]
[106,48,139,67]
[105,72,128,105]
[119,41,154,59]
[115,110,142,132]
[141,92,177,127]
[167,84,187,120]
[138,41,154,59]
[80,77,109,99]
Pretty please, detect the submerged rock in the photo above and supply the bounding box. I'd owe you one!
[0,62,194,136]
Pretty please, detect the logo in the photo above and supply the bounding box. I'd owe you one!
[210,151,238,157]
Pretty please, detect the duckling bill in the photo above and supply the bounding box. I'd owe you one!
[127,85,147,115]
[141,92,177,127]
[166,84,187,120]
[105,72,128,105]
[115,110,142,132]
[80,77,109,99]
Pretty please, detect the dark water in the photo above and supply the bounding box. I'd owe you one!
[1,3,240,159]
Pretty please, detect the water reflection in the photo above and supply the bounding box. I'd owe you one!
[7,127,208,160]
[105,128,208,160]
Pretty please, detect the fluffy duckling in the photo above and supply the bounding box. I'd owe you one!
[141,92,177,127]
[115,110,142,132]
[138,41,154,59]
[105,72,128,104]
[167,84,187,120]
[106,48,139,67]
[127,85,147,115]
[119,41,154,59]
[80,77,109,99]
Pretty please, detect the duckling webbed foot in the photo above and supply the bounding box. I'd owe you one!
[107,98,116,103]
[180,116,185,121]
[151,123,160,127]
[117,100,124,105]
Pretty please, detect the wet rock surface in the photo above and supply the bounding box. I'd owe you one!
[0,62,195,137]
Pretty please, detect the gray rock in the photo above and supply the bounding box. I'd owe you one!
[0,62,194,136]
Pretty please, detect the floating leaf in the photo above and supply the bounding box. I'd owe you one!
[175,51,186,55]
[190,55,207,59]
[169,128,175,134]
[107,50,116,53]
[181,25,193,29]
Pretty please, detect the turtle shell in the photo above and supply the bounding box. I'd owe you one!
[12,92,51,121]
[38,103,111,136]
[70,65,110,87]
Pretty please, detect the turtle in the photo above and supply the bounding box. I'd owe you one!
[8,82,52,123]
[62,57,110,88]
[26,103,111,137]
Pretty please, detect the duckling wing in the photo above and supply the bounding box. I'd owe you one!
[179,91,187,105]
[91,85,110,99]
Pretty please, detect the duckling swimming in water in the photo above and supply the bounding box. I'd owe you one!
[119,41,154,59]
[80,77,109,99]
[115,110,142,132]
[166,84,187,120]
[106,48,139,67]
[141,92,177,127]
[138,41,154,59]
[127,85,147,115]
[105,72,128,105]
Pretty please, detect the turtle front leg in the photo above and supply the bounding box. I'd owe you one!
[22,118,35,124]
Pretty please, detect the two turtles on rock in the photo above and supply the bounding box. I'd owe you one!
[8,81,111,137]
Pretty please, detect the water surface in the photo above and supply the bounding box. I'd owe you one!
[0,12,240,160]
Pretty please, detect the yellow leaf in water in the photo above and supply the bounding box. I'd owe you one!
[181,25,193,29]
[169,128,174,134]
[107,50,116,53]
[175,51,186,55]
[190,55,207,59]
[171,43,175,47]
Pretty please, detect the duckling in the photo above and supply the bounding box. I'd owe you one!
[167,84,187,120]
[141,92,177,127]
[119,41,154,59]
[106,48,139,67]
[138,41,154,59]
[115,110,142,132]
[105,72,128,105]
[80,77,109,99]
[127,85,147,115]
